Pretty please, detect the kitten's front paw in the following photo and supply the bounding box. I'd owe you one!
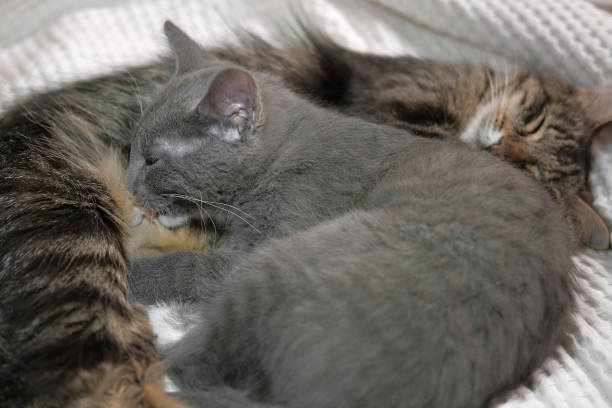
[127,256,163,304]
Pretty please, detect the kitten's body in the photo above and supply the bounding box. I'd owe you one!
[127,23,577,408]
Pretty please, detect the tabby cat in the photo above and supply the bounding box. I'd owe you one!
[0,68,187,407]
[126,22,577,408]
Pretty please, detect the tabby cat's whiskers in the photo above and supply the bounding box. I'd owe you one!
[127,71,145,117]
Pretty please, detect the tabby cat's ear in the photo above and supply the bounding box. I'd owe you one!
[198,68,259,143]
[164,20,209,75]
[576,88,612,131]
[573,196,610,250]
[576,88,612,249]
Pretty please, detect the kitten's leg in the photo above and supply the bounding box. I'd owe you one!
[164,202,575,408]
[128,248,238,304]
[173,388,284,408]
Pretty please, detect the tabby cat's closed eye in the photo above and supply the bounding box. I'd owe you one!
[519,110,545,135]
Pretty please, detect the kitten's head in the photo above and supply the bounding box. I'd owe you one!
[462,72,612,248]
[127,22,263,228]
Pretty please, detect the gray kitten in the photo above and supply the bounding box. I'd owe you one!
[127,22,577,407]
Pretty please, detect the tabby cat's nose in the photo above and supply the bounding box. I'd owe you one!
[478,130,503,150]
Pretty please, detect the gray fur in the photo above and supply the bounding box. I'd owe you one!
[128,23,577,407]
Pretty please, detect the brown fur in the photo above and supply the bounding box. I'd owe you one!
[127,215,208,259]
[0,89,188,407]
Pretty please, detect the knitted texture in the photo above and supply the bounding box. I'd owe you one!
[369,0,612,86]
[0,1,611,406]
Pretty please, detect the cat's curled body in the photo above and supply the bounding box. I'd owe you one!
[0,60,185,407]
[127,23,577,408]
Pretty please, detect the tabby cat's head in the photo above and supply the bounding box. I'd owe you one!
[458,71,612,248]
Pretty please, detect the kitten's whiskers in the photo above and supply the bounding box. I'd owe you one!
[162,193,261,234]
[198,191,218,242]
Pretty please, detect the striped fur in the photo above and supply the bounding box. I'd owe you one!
[0,67,187,407]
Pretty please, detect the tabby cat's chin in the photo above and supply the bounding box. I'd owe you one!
[158,214,190,229]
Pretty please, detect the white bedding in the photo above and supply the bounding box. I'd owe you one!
[1,0,611,406]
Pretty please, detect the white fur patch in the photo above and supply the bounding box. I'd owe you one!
[210,125,241,143]
[460,98,503,149]
[158,214,190,229]
[148,303,200,393]
[163,375,180,393]
[147,302,195,348]
[478,129,503,149]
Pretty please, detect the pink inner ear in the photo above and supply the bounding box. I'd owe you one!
[228,106,250,128]
[199,68,257,132]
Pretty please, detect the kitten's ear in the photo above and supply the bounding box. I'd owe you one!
[164,20,208,75]
[572,196,610,250]
[198,68,259,143]
[576,88,612,130]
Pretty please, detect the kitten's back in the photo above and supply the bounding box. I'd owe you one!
[171,137,576,407]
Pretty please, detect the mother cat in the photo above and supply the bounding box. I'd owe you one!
[127,23,577,407]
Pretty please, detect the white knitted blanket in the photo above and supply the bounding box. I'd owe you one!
[1,1,612,406]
